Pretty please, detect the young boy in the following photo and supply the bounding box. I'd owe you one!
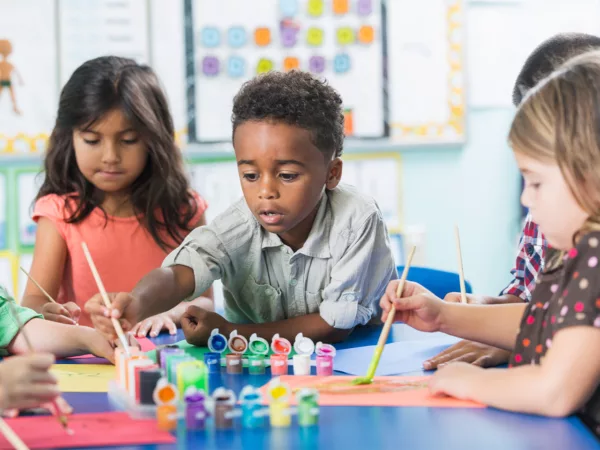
[388,32,600,370]
[85,71,398,345]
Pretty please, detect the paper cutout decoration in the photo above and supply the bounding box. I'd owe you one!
[228,26,247,48]
[307,0,324,17]
[337,27,355,46]
[0,412,175,449]
[358,25,375,44]
[201,27,221,48]
[306,27,324,47]
[202,56,220,76]
[357,0,372,16]
[344,109,354,136]
[254,27,271,47]
[256,58,274,74]
[50,364,115,393]
[283,57,300,72]
[309,56,326,74]
[227,56,246,78]
[333,0,349,15]
[280,0,299,17]
[334,54,351,74]
[260,376,484,408]
[280,19,299,48]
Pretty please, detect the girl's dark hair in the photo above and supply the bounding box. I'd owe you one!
[37,56,197,251]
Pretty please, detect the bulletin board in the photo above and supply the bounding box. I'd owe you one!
[0,171,6,250]
[15,169,43,250]
[185,0,386,142]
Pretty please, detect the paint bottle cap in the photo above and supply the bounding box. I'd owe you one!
[267,377,291,402]
[271,334,292,356]
[296,388,319,403]
[153,377,179,405]
[239,385,262,403]
[315,341,336,358]
[212,387,237,405]
[228,330,249,354]
[208,329,228,354]
[249,333,269,356]
[293,333,315,356]
[184,386,207,403]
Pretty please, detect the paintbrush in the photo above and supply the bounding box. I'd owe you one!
[454,226,468,304]
[352,246,416,385]
[5,299,72,434]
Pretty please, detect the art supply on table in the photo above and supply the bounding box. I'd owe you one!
[207,328,228,371]
[184,387,208,430]
[226,330,247,374]
[454,225,468,304]
[270,334,292,376]
[296,388,320,427]
[154,378,179,431]
[123,353,146,392]
[293,333,315,376]
[137,368,162,405]
[81,242,131,355]
[166,354,194,384]
[176,360,208,395]
[212,388,237,430]
[127,357,154,399]
[248,333,269,375]
[155,344,179,366]
[239,386,266,429]
[159,347,185,371]
[0,417,29,450]
[315,342,336,376]
[352,246,416,386]
[266,377,292,428]
[203,352,220,374]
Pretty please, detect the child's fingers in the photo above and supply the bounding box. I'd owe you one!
[138,320,153,337]
[166,319,177,335]
[49,313,77,325]
[149,320,165,338]
[63,302,81,321]
[110,292,133,319]
[84,298,109,318]
[443,293,462,303]
[27,353,56,371]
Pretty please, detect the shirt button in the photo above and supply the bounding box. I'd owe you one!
[290,279,297,286]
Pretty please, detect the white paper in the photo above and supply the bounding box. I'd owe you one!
[18,253,33,299]
[17,172,43,247]
[189,0,385,141]
[0,257,14,298]
[58,0,151,85]
[0,173,6,250]
[0,0,58,153]
[387,0,465,141]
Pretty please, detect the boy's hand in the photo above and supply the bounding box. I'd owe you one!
[131,312,177,338]
[42,301,81,325]
[428,362,484,400]
[181,306,230,346]
[82,328,140,363]
[379,280,445,332]
[0,354,61,410]
[423,340,510,370]
[84,292,138,340]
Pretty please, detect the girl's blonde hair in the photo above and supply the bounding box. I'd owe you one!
[509,51,600,264]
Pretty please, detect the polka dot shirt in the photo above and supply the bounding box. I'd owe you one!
[510,232,600,435]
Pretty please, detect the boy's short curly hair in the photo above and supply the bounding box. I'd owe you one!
[513,32,600,106]
[231,70,345,159]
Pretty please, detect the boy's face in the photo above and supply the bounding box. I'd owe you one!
[234,121,342,251]
[516,152,588,250]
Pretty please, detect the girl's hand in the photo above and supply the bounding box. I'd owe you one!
[428,362,484,400]
[379,280,445,332]
[41,301,81,325]
[2,396,73,418]
[131,313,177,338]
[181,306,230,346]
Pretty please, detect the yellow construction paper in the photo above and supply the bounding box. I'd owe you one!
[51,364,115,393]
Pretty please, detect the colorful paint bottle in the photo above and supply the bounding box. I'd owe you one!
[248,333,269,375]
[239,385,265,429]
[315,342,336,376]
[137,367,162,405]
[296,388,320,427]
[176,360,208,395]
[159,347,184,371]
[203,352,220,374]
[293,333,315,375]
[226,330,248,374]
[270,334,292,376]
[206,328,228,374]
[267,377,292,428]
[167,354,194,384]
[153,378,179,431]
[184,386,208,429]
[212,387,237,429]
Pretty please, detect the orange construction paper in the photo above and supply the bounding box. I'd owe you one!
[0,412,175,449]
[261,376,485,408]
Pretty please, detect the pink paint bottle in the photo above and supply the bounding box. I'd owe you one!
[315,342,336,376]
[270,334,292,376]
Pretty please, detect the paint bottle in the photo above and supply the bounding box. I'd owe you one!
[226,330,248,374]
[212,387,237,429]
[270,334,292,376]
[206,329,228,373]
[293,333,315,376]
[248,333,269,375]
[239,385,265,429]
[176,360,208,395]
[296,388,320,427]
[137,367,162,405]
[266,377,292,428]
[153,378,179,431]
[184,386,208,430]
[315,342,336,376]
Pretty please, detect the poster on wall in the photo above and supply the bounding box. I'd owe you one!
[17,171,43,248]
[0,173,6,250]
[0,0,58,154]
[186,0,385,142]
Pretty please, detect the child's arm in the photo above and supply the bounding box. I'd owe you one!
[20,218,80,324]
[429,326,600,417]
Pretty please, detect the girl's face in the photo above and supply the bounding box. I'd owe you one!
[73,108,147,197]
[516,152,589,250]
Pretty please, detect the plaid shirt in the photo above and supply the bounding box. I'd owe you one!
[500,214,548,302]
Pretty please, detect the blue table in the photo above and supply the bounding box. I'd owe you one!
[59,325,600,450]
